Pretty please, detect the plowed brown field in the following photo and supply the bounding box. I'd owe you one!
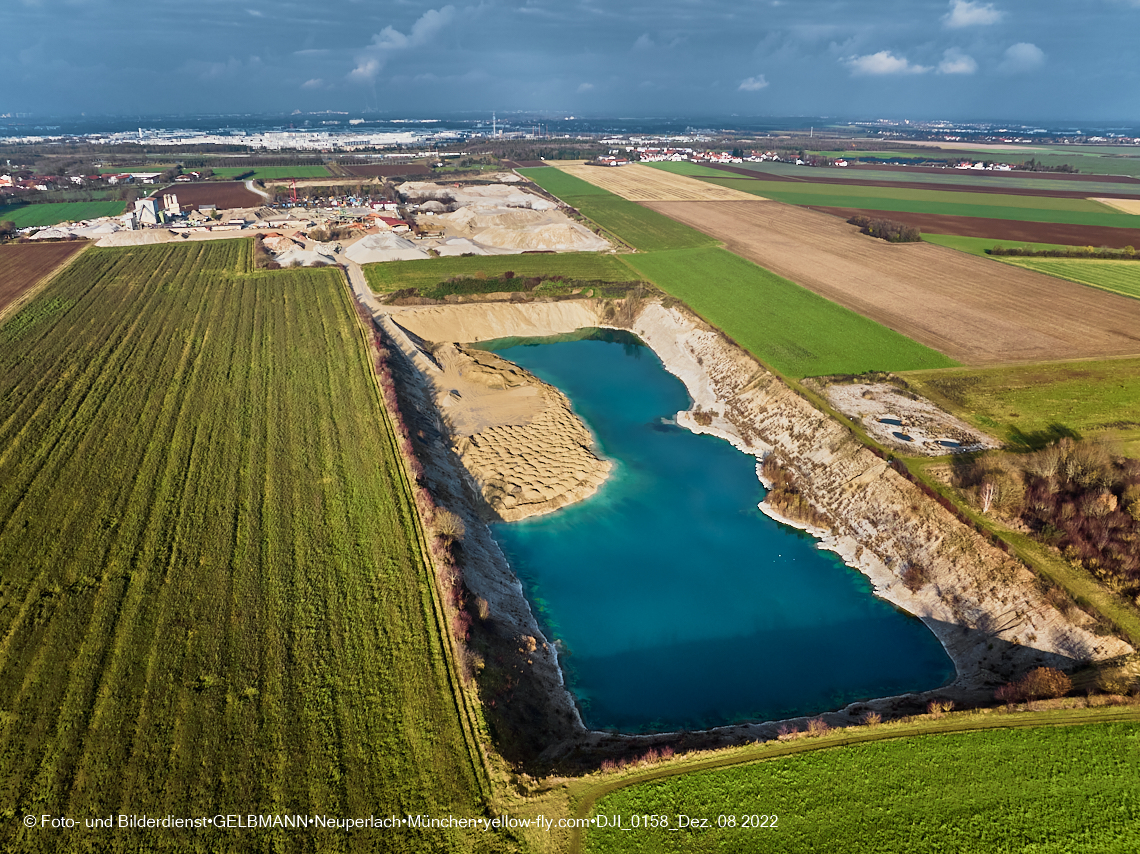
[644,200,1140,365]
[340,163,431,178]
[809,206,1140,249]
[151,182,262,210]
[0,241,87,318]
[554,162,762,202]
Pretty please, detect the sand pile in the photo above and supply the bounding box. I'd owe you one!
[455,405,611,521]
[436,205,609,252]
[383,328,612,522]
[434,237,488,257]
[344,232,429,263]
[274,247,335,267]
[399,181,557,210]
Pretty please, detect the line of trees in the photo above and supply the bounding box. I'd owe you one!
[988,245,1137,259]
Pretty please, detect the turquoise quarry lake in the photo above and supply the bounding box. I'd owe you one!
[479,330,954,732]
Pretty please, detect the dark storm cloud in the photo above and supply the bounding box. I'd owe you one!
[2,0,1139,120]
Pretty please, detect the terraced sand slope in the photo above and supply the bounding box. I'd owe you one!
[554,162,763,202]
[645,200,1140,365]
[1092,197,1140,215]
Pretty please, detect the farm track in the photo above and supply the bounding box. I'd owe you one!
[702,162,1140,200]
[0,240,490,851]
[809,205,1140,248]
[643,199,1140,365]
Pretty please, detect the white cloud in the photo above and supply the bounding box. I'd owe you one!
[301,78,324,89]
[348,58,380,82]
[738,74,769,91]
[938,48,977,75]
[633,33,654,50]
[999,42,1045,73]
[577,82,594,93]
[846,51,931,76]
[349,6,456,82]
[943,0,1004,28]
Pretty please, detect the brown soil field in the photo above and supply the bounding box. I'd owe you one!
[704,163,1140,200]
[644,199,1140,365]
[505,160,548,169]
[151,182,261,210]
[809,206,1140,249]
[554,162,762,201]
[0,241,87,318]
[340,163,431,178]
[849,163,1140,185]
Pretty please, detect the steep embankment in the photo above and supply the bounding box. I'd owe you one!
[631,303,1131,697]
[374,297,1131,761]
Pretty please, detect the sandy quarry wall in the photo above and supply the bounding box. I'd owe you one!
[630,303,1132,691]
[376,297,1132,755]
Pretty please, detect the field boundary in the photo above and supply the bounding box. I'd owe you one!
[0,239,91,327]
[566,706,1140,853]
[341,270,494,804]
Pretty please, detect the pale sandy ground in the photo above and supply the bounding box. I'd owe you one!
[816,381,1001,455]
[1091,197,1140,214]
[374,297,1132,754]
[553,161,764,202]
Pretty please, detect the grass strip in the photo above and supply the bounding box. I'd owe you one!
[363,252,636,293]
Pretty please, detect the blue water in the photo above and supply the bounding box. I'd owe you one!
[481,330,954,733]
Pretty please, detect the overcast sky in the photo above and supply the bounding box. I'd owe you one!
[5,0,1139,122]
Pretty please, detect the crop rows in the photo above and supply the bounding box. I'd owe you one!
[1002,257,1140,300]
[0,240,494,852]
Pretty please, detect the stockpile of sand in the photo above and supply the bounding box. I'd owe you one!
[434,237,488,257]
[456,406,611,521]
[274,246,336,267]
[436,205,609,252]
[399,181,557,210]
[344,232,429,264]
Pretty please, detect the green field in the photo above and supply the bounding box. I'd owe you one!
[716,159,1140,197]
[921,233,1075,257]
[364,252,637,292]
[693,177,1140,228]
[583,722,1140,854]
[0,201,126,228]
[518,167,717,251]
[207,165,332,180]
[0,240,498,852]
[621,247,957,377]
[1000,257,1140,300]
[517,166,613,197]
[903,357,1140,453]
[563,195,717,251]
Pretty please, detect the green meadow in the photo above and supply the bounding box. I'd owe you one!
[584,722,1140,854]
